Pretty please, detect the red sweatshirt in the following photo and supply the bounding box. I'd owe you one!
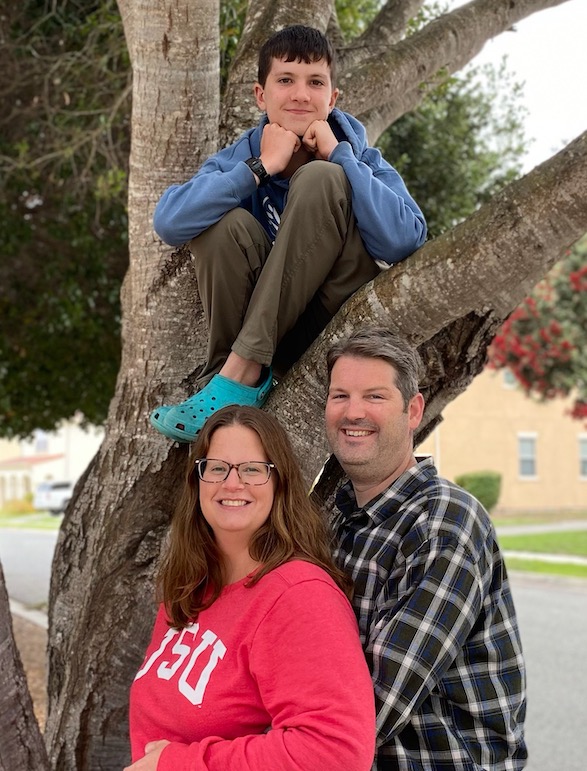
[129,560,375,770]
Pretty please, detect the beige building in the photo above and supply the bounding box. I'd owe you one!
[0,421,103,508]
[418,368,587,514]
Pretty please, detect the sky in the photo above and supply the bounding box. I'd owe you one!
[448,0,587,172]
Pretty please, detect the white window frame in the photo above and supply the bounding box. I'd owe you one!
[579,435,587,481]
[502,369,517,390]
[34,429,49,454]
[518,432,538,480]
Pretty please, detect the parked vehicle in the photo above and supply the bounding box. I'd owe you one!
[33,481,73,515]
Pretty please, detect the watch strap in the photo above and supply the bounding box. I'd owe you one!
[245,157,271,186]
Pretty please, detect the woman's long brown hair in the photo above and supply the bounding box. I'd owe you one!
[158,405,352,628]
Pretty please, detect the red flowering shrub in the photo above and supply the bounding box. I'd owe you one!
[488,236,586,421]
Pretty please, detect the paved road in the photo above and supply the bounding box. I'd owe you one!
[508,572,587,771]
[0,528,58,607]
[1,528,586,768]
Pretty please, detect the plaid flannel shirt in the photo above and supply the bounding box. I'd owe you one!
[331,457,527,770]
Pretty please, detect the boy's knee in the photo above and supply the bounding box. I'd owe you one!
[289,161,348,200]
[195,208,255,241]
[190,209,265,260]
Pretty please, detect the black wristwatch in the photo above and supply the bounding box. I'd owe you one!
[245,157,271,186]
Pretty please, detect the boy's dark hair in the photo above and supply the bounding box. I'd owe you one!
[257,25,336,87]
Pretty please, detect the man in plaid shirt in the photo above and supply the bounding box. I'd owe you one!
[325,327,527,770]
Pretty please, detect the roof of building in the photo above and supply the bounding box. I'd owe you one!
[0,453,65,470]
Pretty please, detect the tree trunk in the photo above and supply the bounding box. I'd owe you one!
[40,0,584,768]
[44,0,220,767]
[0,563,50,771]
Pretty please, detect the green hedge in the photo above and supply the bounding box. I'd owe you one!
[0,497,35,515]
[455,471,501,513]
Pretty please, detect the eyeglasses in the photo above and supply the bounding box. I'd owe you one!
[195,458,275,486]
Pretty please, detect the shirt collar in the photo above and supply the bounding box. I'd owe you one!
[335,456,437,524]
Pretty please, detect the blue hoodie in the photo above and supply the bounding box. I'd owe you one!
[153,108,427,266]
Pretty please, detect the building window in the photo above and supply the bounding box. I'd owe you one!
[502,369,517,389]
[9,475,18,500]
[34,429,49,454]
[518,434,537,479]
[580,436,587,480]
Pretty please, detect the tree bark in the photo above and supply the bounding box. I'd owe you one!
[0,563,50,771]
[44,0,221,768]
[41,0,585,768]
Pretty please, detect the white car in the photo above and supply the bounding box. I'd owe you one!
[33,480,73,515]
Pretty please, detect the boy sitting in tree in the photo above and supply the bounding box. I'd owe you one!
[150,24,426,443]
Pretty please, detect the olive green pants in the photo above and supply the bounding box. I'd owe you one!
[190,160,381,385]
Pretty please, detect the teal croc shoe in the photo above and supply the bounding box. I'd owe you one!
[149,405,190,443]
[163,368,273,443]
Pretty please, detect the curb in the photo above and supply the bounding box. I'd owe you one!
[503,550,587,566]
[9,599,48,630]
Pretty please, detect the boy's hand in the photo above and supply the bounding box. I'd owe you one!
[302,120,338,160]
[259,123,301,175]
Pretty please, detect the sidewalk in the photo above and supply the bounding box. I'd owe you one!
[495,520,587,537]
[503,550,587,565]
[496,519,587,566]
[12,609,47,729]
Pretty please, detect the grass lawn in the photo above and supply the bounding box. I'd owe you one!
[0,511,62,530]
[498,530,587,558]
[506,558,587,580]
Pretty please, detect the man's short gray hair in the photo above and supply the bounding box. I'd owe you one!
[326,327,423,409]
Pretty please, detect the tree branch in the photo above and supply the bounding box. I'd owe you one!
[270,130,587,484]
[338,0,571,120]
[344,0,426,64]
[357,82,430,144]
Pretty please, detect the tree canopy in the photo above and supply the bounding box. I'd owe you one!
[0,0,129,437]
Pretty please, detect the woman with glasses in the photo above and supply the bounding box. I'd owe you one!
[127,405,375,771]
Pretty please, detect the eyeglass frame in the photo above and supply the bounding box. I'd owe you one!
[194,458,276,486]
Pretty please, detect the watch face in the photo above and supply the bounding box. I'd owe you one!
[247,157,269,184]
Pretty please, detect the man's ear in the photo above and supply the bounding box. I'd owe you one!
[254,83,265,112]
[408,393,425,430]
